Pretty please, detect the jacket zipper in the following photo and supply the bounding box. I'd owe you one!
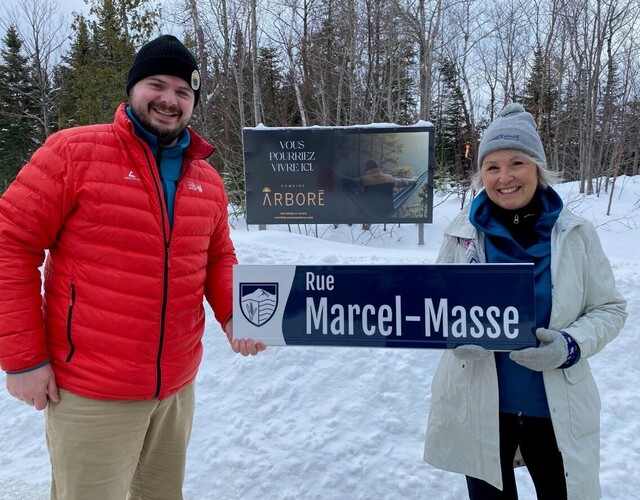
[65,284,76,362]
[139,137,193,398]
[138,139,171,398]
[156,241,170,397]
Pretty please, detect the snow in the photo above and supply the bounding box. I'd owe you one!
[250,120,434,130]
[1,176,639,500]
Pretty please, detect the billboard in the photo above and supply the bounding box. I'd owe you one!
[233,264,537,351]
[243,124,435,225]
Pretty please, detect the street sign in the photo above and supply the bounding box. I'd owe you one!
[233,264,536,351]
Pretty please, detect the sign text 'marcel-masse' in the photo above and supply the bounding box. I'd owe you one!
[233,264,537,351]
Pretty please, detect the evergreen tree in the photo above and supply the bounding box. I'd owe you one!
[54,17,93,129]
[523,47,559,172]
[383,46,418,125]
[0,26,39,190]
[258,46,296,127]
[437,58,474,193]
[57,0,158,127]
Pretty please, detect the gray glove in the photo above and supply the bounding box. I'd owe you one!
[509,328,568,371]
[453,344,492,361]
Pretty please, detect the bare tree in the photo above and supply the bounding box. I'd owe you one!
[185,0,212,133]
[149,0,640,213]
[250,0,263,125]
[399,0,445,120]
[2,0,68,140]
[440,0,495,183]
[563,0,615,193]
[266,0,313,126]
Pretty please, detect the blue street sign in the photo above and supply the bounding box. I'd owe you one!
[233,264,537,351]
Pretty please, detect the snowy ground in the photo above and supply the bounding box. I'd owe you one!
[1,177,638,499]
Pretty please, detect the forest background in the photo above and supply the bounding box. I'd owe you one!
[1,0,639,216]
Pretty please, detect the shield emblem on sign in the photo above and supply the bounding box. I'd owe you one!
[240,283,279,327]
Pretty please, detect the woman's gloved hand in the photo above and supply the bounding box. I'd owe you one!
[453,344,492,361]
[509,328,580,371]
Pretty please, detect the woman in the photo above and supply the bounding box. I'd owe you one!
[423,103,627,500]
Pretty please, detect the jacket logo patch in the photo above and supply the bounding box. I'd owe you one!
[188,182,203,193]
[125,170,141,182]
[240,283,278,327]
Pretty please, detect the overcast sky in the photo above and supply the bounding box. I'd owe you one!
[0,0,89,64]
[2,0,88,21]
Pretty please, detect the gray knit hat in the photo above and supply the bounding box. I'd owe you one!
[477,103,546,169]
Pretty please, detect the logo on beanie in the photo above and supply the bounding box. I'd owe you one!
[489,134,519,142]
[191,70,200,91]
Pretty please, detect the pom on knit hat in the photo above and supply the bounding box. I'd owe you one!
[126,35,200,106]
[477,103,546,169]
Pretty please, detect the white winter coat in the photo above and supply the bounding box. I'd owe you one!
[423,204,627,500]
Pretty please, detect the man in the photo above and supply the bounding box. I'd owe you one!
[358,159,417,217]
[0,35,265,499]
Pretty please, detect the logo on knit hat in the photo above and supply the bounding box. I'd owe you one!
[191,70,200,91]
[489,134,520,142]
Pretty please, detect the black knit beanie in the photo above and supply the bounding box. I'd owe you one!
[126,35,201,106]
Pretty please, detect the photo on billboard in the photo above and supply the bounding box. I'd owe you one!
[243,125,434,225]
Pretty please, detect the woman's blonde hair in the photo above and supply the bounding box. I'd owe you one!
[472,149,562,190]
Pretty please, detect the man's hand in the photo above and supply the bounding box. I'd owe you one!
[6,364,60,410]
[224,317,267,356]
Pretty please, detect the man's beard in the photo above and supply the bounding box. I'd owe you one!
[153,128,181,147]
[130,102,186,147]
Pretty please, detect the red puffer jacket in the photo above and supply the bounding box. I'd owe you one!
[0,104,237,400]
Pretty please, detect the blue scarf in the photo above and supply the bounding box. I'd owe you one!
[126,107,190,228]
[470,187,563,417]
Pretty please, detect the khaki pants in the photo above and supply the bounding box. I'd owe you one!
[45,383,195,500]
